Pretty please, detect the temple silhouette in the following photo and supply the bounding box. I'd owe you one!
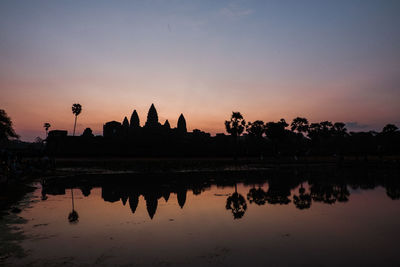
[103,104,189,139]
[46,104,214,156]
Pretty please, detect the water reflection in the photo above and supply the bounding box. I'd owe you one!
[4,167,400,266]
[226,183,247,219]
[40,167,400,221]
[68,189,79,224]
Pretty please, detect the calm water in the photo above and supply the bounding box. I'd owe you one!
[3,169,400,266]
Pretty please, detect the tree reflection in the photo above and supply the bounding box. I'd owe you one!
[293,183,311,210]
[310,183,336,204]
[247,186,267,205]
[68,188,79,224]
[265,181,291,205]
[386,184,400,200]
[333,185,349,202]
[38,168,400,220]
[226,183,247,219]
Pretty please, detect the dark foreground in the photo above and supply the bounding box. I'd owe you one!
[1,163,400,266]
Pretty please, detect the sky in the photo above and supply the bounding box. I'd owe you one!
[1,0,399,141]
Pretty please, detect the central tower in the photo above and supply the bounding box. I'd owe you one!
[145,103,159,128]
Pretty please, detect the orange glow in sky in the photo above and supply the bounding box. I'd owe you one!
[1,1,399,140]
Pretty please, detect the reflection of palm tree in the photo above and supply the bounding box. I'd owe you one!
[293,183,312,210]
[71,103,82,136]
[226,184,247,219]
[247,186,267,205]
[68,188,79,224]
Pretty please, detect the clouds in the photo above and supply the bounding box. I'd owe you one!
[220,2,254,18]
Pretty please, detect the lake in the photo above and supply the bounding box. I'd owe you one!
[2,167,400,266]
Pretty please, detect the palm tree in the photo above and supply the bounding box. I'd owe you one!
[225,112,246,138]
[68,188,79,224]
[225,112,246,159]
[43,122,51,138]
[71,103,82,136]
[0,109,19,142]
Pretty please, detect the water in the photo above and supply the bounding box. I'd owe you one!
[3,169,400,266]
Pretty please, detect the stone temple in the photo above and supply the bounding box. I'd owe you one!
[103,104,189,138]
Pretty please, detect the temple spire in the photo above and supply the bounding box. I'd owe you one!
[145,103,159,127]
[122,116,129,128]
[177,113,187,133]
[130,110,140,128]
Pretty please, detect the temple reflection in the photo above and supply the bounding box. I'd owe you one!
[40,167,400,221]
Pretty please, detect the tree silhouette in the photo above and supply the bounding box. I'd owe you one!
[307,122,322,140]
[291,117,309,135]
[246,120,265,138]
[43,122,51,138]
[68,188,79,224]
[264,119,288,155]
[265,119,288,140]
[382,124,398,133]
[225,112,246,138]
[332,122,348,137]
[0,109,19,141]
[226,183,247,219]
[71,103,82,136]
[225,112,246,159]
[82,128,94,137]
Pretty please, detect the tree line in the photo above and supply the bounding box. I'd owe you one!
[225,112,400,157]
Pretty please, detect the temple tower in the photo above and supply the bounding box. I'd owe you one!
[145,104,159,128]
[130,110,140,128]
[177,113,187,133]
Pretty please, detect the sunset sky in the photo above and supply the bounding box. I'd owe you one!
[1,0,399,141]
